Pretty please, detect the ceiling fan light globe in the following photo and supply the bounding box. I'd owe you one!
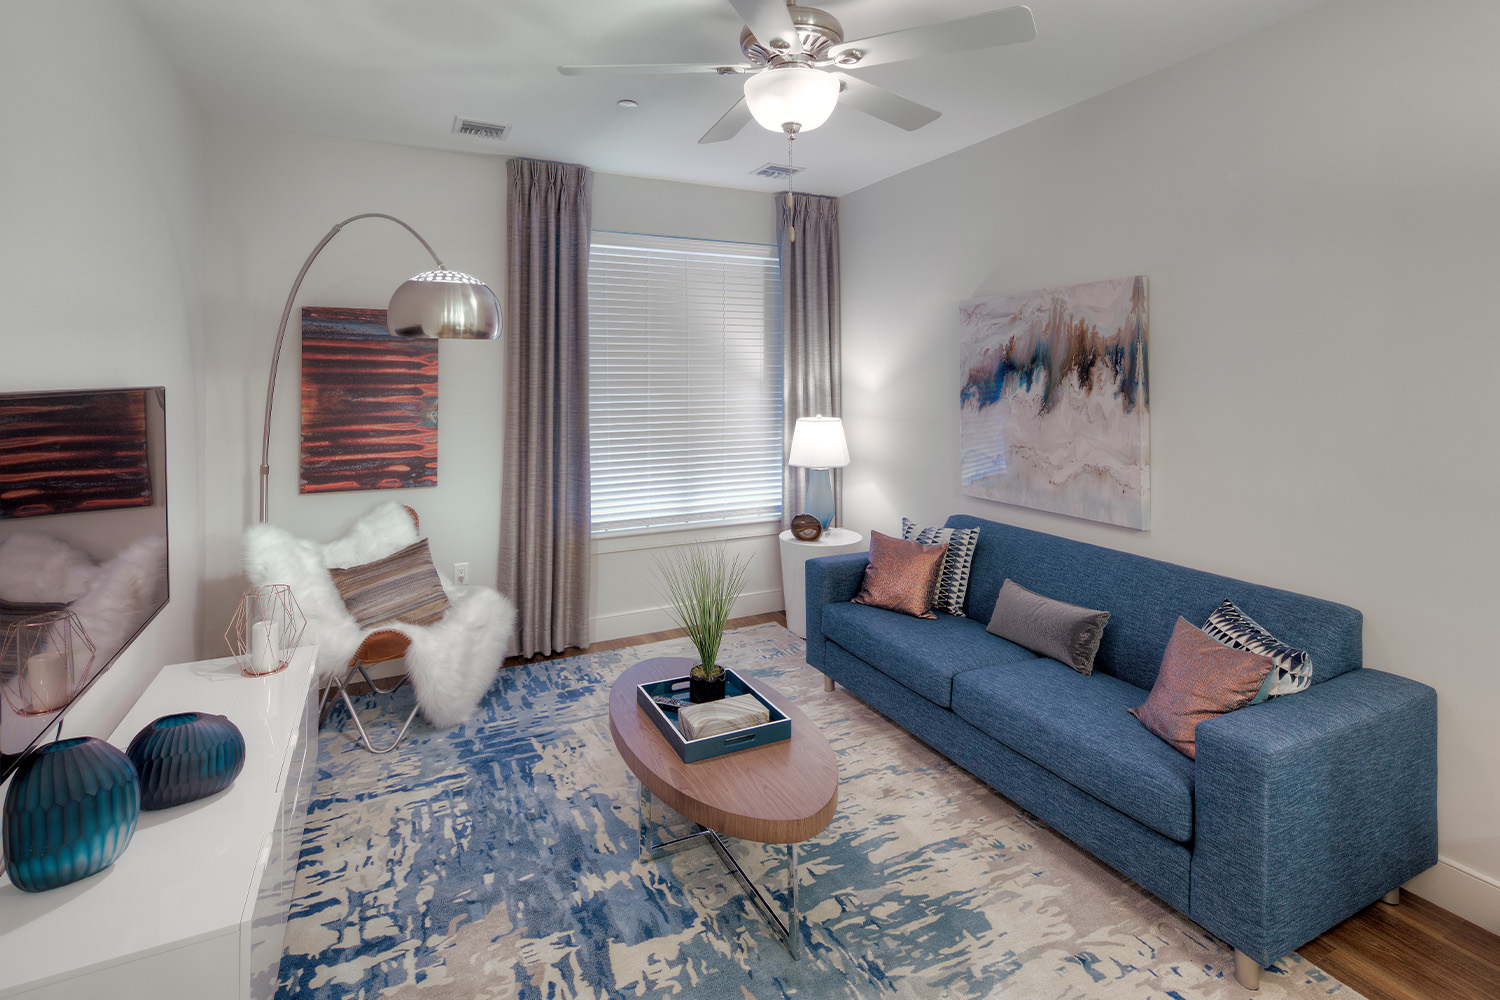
[386,269,502,340]
[744,65,839,133]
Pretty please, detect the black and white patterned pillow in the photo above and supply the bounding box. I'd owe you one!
[901,518,980,617]
[1201,599,1312,702]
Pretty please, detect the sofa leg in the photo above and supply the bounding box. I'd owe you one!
[1233,950,1261,991]
[823,676,835,693]
[1383,887,1401,905]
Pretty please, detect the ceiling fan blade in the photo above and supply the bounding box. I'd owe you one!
[699,98,753,144]
[825,5,1036,70]
[559,62,751,76]
[726,0,802,57]
[831,73,941,131]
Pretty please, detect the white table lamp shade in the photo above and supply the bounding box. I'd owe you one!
[788,415,849,469]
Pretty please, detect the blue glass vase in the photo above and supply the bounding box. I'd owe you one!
[2,736,140,893]
[127,712,246,811]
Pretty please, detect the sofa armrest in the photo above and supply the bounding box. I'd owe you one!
[803,552,869,670]
[1191,668,1437,965]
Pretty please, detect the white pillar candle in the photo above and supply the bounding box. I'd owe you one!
[249,620,280,675]
[25,651,70,711]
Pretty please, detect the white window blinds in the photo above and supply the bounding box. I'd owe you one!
[588,231,783,532]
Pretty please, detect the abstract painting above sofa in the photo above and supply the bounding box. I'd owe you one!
[959,276,1150,529]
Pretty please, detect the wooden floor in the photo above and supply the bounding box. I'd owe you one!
[511,613,1500,1000]
[500,611,786,670]
[1300,891,1500,1000]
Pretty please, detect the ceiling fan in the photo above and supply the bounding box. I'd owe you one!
[559,1,1037,143]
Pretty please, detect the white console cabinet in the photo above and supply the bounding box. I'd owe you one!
[0,646,319,1000]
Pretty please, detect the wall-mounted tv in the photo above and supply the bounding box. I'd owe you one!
[0,387,169,782]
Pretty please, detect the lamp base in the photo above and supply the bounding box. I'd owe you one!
[806,468,835,530]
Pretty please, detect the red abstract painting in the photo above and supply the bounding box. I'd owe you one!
[299,307,438,495]
[0,389,152,519]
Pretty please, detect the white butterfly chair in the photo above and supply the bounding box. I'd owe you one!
[243,503,515,752]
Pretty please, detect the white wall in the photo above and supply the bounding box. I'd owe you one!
[201,142,783,652]
[839,0,1500,930]
[201,127,508,654]
[0,0,204,737]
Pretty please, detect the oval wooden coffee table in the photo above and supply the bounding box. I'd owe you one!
[609,656,839,957]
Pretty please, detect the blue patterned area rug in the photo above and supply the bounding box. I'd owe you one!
[276,624,1360,999]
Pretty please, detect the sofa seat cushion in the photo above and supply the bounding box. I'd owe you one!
[821,601,1038,708]
[952,659,1196,842]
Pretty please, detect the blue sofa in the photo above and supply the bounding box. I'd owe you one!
[805,513,1436,989]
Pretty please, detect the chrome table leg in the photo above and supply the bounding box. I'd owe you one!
[635,779,805,958]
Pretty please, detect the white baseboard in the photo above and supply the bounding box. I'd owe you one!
[345,589,785,685]
[590,588,784,645]
[1406,855,1500,935]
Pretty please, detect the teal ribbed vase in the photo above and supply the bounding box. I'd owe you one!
[2,736,140,893]
[127,712,246,810]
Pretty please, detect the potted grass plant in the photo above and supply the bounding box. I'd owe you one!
[655,544,751,703]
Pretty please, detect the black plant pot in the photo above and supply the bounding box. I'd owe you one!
[689,668,726,704]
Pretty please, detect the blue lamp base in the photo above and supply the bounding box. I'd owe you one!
[806,468,835,530]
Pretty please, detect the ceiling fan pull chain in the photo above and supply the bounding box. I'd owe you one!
[786,127,796,243]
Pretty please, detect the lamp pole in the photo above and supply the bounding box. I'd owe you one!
[257,213,497,523]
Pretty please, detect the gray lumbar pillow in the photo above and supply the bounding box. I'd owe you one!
[986,579,1111,675]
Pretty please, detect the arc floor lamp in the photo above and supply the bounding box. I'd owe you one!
[257,213,501,523]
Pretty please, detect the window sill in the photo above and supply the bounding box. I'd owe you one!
[591,517,783,555]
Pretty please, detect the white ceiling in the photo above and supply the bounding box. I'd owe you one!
[128,0,1331,197]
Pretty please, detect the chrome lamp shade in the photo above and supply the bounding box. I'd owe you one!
[387,268,501,340]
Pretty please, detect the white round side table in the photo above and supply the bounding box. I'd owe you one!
[779,527,865,639]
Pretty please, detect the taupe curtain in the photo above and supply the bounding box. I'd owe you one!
[500,158,593,657]
[777,193,842,527]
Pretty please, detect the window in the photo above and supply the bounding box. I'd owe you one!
[588,231,782,532]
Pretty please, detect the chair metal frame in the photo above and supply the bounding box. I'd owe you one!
[320,627,419,753]
[316,506,425,753]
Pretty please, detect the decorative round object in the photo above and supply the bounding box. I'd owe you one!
[127,712,246,811]
[791,514,823,542]
[3,736,140,893]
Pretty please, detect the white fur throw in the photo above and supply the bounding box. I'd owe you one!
[66,533,169,668]
[0,530,168,668]
[0,531,101,603]
[243,503,515,729]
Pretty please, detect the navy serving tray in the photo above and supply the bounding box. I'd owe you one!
[636,669,790,763]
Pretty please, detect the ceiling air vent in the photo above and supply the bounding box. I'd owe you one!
[452,117,511,141]
[752,162,804,179]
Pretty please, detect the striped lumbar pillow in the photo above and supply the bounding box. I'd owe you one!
[1201,599,1312,702]
[901,518,981,617]
[329,538,451,629]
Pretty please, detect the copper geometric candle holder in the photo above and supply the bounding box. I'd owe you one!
[226,584,306,677]
[0,610,96,716]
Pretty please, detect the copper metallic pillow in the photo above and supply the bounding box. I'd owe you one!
[329,538,451,629]
[1129,616,1275,759]
[850,530,948,619]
